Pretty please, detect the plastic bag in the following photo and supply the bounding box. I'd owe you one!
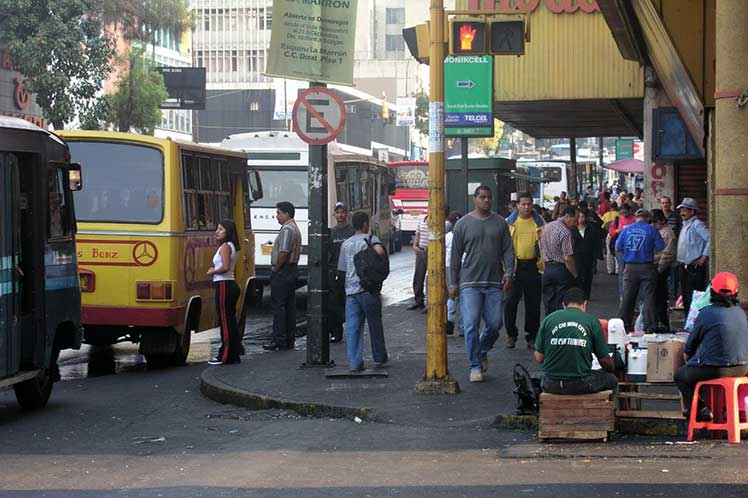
[684,285,712,331]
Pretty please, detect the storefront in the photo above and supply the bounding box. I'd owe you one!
[0,48,46,128]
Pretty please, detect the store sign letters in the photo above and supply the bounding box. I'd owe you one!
[468,0,599,13]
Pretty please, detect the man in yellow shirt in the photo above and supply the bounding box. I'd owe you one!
[505,192,544,349]
[601,202,620,275]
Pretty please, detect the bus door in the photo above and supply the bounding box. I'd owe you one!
[0,152,22,378]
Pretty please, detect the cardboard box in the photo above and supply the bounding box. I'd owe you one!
[647,340,686,382]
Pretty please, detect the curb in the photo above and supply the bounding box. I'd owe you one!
[199,366,374,421]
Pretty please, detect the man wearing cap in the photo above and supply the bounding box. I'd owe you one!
[615,209,665,332]
[329,202,355,342]
[675,272,748,422]
[676,197,710,313]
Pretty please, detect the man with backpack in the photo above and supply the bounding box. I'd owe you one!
[337,211,389,372]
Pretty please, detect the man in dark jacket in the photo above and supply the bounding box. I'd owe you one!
[675,272,748,421]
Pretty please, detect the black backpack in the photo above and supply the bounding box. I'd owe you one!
[354,235,389,294]
[512,363,542,416]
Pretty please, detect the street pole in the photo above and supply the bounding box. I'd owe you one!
[462,137,470,214]
[569,137,577,197]
[415,0,459,394]
[305,81,330,367]
[713,0,748,285]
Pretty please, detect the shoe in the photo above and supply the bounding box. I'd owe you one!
[480,354,488,373]
[330,335,342,343]
[407,303,425,311]
[349,365,365,373]
[374,356,389,368]
[420,307,428,314]
[469,370,484,382]
[506,337,517,349]
[208,357,222,365]
[262,343,289,351]
[527,340,535,350]
[696,406,713,422]
[446,321,454,335]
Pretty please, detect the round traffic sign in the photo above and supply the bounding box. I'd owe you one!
[292,87,347,145]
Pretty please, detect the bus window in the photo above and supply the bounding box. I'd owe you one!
[183,155,232,230]
[48,167,72,239]
[361,167,370,208]
[335,166,348,207]
[253,169,308,209]
[69,142,163,224]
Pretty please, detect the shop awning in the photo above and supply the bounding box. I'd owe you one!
[604,158,644,174]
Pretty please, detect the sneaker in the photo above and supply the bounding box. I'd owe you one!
[349,365,365,373]
[527,340,535,350]
[469,370,484,382]
[374,358,389,368]
[480,354,488,373]
[446,321,454,335]
[262,343,289,351]
[407,303,425,311]
[506,337,517,349]
[207,357,222,365]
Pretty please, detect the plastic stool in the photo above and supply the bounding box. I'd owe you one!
[687,377,748,444]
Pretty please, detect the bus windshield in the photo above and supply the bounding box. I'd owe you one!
[253,169,308,209]
[392,165,428,189]
[68,141,164,223]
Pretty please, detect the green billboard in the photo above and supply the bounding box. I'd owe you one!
[444,55,494,138]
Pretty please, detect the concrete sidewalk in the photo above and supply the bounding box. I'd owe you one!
[201,273,623,428]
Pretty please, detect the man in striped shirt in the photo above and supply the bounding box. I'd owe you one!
[407,215,431,310]
[540,207,579,314]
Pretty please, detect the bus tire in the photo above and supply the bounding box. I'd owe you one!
[14,367,54,410]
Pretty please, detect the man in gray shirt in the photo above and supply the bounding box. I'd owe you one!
[338,211,388,371]
[449,185,515,382]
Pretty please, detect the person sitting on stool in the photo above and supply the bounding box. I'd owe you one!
[534,287,618,395]
[675,272,748,422]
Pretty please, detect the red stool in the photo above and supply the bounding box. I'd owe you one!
[687,377,748,444]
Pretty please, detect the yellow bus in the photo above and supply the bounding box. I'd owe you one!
[59,131,262,367]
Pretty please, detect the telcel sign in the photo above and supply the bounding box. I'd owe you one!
[444,55,494,138]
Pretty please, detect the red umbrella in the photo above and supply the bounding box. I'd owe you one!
[605,158,644,174]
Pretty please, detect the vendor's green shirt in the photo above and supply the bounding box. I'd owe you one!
[535,307,609,380]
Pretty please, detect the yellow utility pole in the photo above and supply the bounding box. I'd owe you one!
[415,0,459,394]
[713,0,748,282]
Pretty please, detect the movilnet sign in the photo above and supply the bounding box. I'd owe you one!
[466,0,599,13]
[0,48,46,127]
[266,0,359,86]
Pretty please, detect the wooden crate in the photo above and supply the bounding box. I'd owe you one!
[616,382,685,420]
[539,390,614,442]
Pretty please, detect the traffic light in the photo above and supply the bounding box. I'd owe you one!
[449,19,487,55]
[489,20,525,55]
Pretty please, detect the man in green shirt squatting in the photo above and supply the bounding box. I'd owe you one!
[534,288,618,394]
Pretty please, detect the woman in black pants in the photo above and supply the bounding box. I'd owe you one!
[207,219,241,365]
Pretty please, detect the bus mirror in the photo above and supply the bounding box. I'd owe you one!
[68,163,83,191]
[248,169,263,202]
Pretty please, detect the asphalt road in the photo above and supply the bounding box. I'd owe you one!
[2,248,748,497]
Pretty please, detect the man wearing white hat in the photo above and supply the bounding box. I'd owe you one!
[676,197,710,313]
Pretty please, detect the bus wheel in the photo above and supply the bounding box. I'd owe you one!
[14,368,54,410]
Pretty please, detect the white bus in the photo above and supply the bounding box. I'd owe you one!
[220,131,393,301]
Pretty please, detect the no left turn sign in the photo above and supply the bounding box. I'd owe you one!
[292,87,347,145]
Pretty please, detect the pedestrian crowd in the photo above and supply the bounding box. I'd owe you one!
[204,183,748,421]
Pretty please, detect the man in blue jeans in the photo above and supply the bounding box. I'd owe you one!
[449,185,515,382]
[337,211,388,371]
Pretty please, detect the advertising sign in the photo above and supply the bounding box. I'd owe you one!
[615,139,634,160]
[396,97,416,127]
[266,0,359,86]
[444,55,494,137]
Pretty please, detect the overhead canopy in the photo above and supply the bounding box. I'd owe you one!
[604,158,644,174]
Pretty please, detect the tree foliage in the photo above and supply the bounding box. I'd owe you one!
[0,0,114,128]
[477,120,506,156]
[414,89,430,138]
[103,0,192,47]
[106,45,168,134]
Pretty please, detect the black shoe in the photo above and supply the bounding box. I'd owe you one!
[349,365,365,373]
[330,335,342,343]
[407,303,425,311]
[262,343,289,351]
[696,406,713,422]
[446,321,454,335]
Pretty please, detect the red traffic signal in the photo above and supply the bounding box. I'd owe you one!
[449,19,487,55]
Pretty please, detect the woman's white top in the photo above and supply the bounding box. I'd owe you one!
[212,242,237,282]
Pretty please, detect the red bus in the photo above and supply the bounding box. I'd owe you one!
[387,161,428,245]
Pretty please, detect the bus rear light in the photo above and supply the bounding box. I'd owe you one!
[136,281,174,301]
[79,270,95,292]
